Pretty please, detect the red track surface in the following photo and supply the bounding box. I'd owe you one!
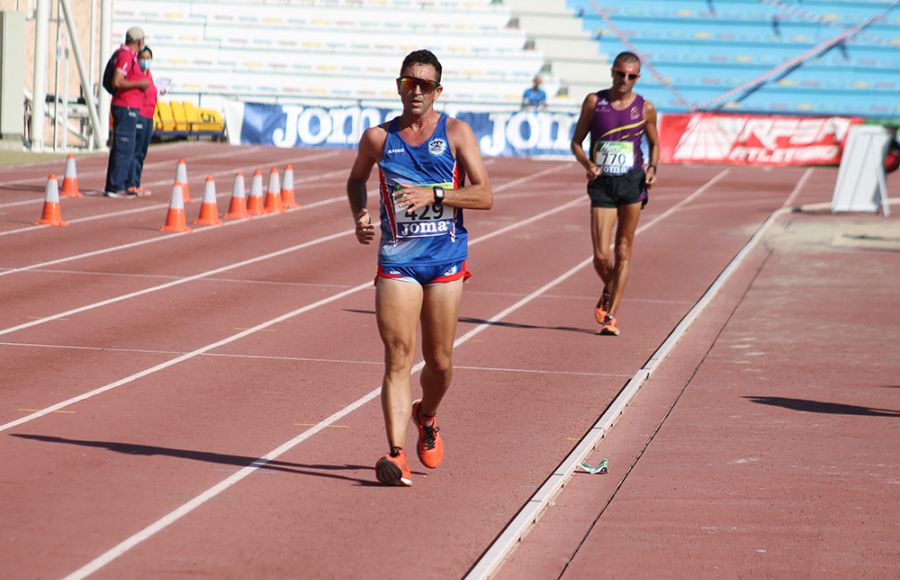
[1,144,897,578]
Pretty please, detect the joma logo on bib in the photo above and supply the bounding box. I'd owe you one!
[399,220,451,237]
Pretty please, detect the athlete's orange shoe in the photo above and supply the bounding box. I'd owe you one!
[594,289,611,324]
[375,448,412,487]
[412,399,443,469]
[600,314,620,336]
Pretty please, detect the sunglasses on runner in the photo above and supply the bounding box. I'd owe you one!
[613,69,640,81]
[397,76,441,93]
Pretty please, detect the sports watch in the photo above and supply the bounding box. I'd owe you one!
[433,186,445,204]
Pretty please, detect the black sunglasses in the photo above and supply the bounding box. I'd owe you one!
[613,69,640,81]
[397,76,441,93]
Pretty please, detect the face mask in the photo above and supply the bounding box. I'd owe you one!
[139,60,151,71]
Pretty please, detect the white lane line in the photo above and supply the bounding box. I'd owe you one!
[0,194,343,278]
[6,268,355,289]
[0,148,338,208]
[0,227,353,338]
[783,167,814,208]
[0,165,347,238]
[1,165,578,336]
[0,165,587,431]
[1,282,372,436]
[0,341,624,378]
[465,175,805,580]
[60,169,729,580]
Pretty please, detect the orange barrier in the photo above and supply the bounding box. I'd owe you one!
[174,159,192,203]
[224,172,250,220]
[247,169,265,216]
[60,154,83,198]
[264,168,285,214]
[160,184,192,233]
[35,175,67,226]
[193,176,222,226]
[281,164,299,208]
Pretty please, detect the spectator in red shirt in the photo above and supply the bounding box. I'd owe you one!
[127,46,160,196]
[104,26,149,198]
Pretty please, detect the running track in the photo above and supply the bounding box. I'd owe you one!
[0,144,853,577]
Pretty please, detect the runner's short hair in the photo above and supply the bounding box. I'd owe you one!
[613,51,641,67]
[401,49,443,83]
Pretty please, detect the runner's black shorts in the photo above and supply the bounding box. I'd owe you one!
[587,167,649,209]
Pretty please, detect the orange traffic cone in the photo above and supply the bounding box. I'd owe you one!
[247,169,265,216]
[174,159,192,203]
[193,176,222,226]
[160,183,191,233]
[35,175,67,226]
[224,172,249,220]
[60,154,83,198]
[281,164,299,209]
[263,167,285,214]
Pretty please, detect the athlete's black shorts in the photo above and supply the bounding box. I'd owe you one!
[587,167,648,209]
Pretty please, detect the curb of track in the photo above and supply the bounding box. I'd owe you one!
[464,203,794,579]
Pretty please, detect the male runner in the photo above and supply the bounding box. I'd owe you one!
[570,51,659,336]
[346,50,493,486]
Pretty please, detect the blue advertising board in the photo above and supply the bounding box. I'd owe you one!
[236,102,580,158]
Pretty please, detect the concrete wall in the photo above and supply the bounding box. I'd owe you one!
[0,0,100,148]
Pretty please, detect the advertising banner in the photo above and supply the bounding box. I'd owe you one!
[230,101,581,158]
[660,113,863,166]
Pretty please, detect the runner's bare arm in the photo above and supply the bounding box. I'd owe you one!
[347,126,386,245]
[394,119,493,212]
[643,100,660,187]
[571,93,600,181]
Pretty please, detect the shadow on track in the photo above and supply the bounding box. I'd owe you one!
[744,396,900,417]
[344,308,601,336]
[10,433,401,485]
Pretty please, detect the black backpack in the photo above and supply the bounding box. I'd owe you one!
[102,48,137,94]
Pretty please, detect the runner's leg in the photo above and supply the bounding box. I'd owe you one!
[419,278,465,416]
[590,207,618,286]
[375,277,423,448]
[607,201,642,317]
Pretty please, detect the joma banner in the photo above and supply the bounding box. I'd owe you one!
[660,113,863,166]
[229,101,581,158]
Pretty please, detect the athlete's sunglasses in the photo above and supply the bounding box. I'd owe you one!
[613,69,640,81]
[397,76,441,93]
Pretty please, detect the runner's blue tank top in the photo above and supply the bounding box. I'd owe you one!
[377,114,466,266]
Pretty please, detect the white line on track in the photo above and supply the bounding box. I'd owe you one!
[0,164,584,429]
[466,172,812,580]
[0,227,353,337]
[58,169,729,579]
[0,149,343,233]
[0,193,344,277]
[0,341,624,377]
[0,164,574,334]
[0,145,309,203]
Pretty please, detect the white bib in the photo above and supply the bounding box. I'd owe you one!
[391,183,455,239]
[594,141,634,176]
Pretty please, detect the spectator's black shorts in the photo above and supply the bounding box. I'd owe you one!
[587,167,648,209]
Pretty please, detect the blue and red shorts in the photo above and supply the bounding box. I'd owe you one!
[376,260,470,286]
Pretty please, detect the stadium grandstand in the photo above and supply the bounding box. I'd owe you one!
[0,0,897,154]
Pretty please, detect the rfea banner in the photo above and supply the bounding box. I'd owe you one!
[660,113,863,166]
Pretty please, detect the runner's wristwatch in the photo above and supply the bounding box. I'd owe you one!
[433,186,445,204]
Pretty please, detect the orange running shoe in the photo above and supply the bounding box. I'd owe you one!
[594,289,611,324]
[600,314,620,336]
[412,399,443,469]
[375,447,412,487]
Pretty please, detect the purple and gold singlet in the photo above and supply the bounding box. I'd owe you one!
[589,90,646,176]
[377,114,466,266]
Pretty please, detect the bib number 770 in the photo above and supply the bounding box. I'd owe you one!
[594,141,634,176]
